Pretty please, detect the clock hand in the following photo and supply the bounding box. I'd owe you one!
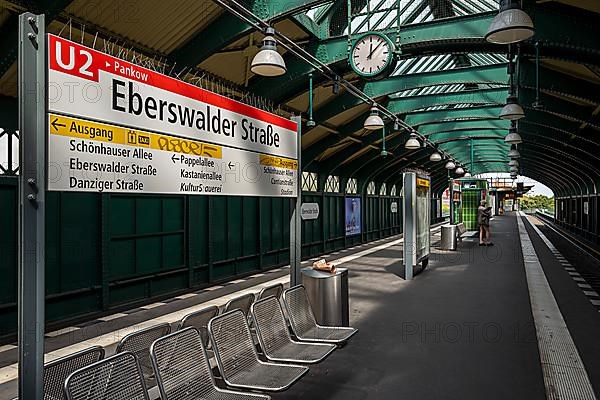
[368,43,373,60]
[368,41,385,60]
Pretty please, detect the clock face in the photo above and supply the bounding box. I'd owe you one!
[350,33,394,77]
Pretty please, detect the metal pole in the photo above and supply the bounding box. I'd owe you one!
[18,12,46,400]
[290,115,302,286]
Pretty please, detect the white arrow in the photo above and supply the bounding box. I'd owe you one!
[105,61,111,68]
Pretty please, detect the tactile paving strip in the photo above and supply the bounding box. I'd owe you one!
[517,213,597,400]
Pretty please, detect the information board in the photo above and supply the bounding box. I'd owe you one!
[47,35,298,197]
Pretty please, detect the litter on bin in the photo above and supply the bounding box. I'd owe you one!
[312,259,336,273]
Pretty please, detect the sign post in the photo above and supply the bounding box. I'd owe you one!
[290,116,302,286]
[18,13,46,399]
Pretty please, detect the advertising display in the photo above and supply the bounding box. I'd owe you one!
[47,35,298,197]
[345,197,362,235]
[403,172,431,279]
[442,188,450,217]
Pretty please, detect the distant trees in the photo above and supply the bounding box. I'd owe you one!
[520,195,554,212]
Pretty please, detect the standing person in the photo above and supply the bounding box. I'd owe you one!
[478,200,493,246]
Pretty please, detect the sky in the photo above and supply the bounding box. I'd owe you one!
[475,172,554,197]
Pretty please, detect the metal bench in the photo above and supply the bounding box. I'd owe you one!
[64,352,149,400]
[283,285,357,344]
[209,310,308,392]
[251,296,335,364]
[257,283,284,300]
[150,327,270,400]
[177,305,219,348]
[42,346,105,400]
[223,293,256,318]
[116,323,171,389]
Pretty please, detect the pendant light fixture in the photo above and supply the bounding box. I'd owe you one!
[405,133,421,150]
[381,126,388,157]
[500,52,525,120]
[430,151,442,162]
[464,172,472,177]
[455,166,465,175]
[509,159,519,167]
[508,145,520,158]
[485,0,535,44]
[251,27,287,77]
[510,166,518,173]
[445,160,456,170]
[505,125,522,144]
[364,105,384,130]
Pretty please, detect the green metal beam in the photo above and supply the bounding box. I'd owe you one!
[387,88,507,114]
[404,105,502,126]
[313,64,508,122]
[252,12,498,101]
[169,0,333,65]
[419,119,510,135]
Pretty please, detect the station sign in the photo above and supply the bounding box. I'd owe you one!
[300,203,320,220]
[47,34,298,197]
[390,201,398,213]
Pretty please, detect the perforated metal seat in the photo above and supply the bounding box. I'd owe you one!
[209,310,308,392]
[64,352,149,400]
[223,293,255,317]
[43,346,105,400]
[116,323,171,388]
[150,327,270,400]
[257,283,284,300]
[283,285,357,344]
[177,305,220,348]
[251,296,335,364]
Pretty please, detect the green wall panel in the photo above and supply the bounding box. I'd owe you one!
[0,176,438,339]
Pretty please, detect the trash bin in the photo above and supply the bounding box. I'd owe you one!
[441,225,458,251]
[301,267,349,327]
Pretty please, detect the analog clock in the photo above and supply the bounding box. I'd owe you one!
[349,33,395,79]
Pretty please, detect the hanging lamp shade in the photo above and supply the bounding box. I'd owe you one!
[508,145,520,158]
[251,29,286,77]
[364,106,384,130]
[485,0,535,44]
[445,161,456,170]
[508,159,519,167]
[510,166,518,173]
[505,127,523,144]
[405,134,421,150]
[464,172,472,177]
[429,151,442,162]
[500,96,525,120]
[455,167,465,175]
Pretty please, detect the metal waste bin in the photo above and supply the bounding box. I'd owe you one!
[301,267,349,326]
[441,225,458,250]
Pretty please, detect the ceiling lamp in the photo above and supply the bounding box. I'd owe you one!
[510,166,518,173]
[251,28,286,77]
[455,166,465,175]
[485,0,535,44]
[445,160,456,170]
[464,172,472,177]
[429,151,442,162]
[509,159,519,167]
[508,145,520,158]
[505,127,523,144]
[500,96,525,120]
[511,174,517,180]
[364,106,384,130]
[405,134,421,150]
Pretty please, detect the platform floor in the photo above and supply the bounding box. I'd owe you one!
[2,213,600,399]
[273,213,600,400]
